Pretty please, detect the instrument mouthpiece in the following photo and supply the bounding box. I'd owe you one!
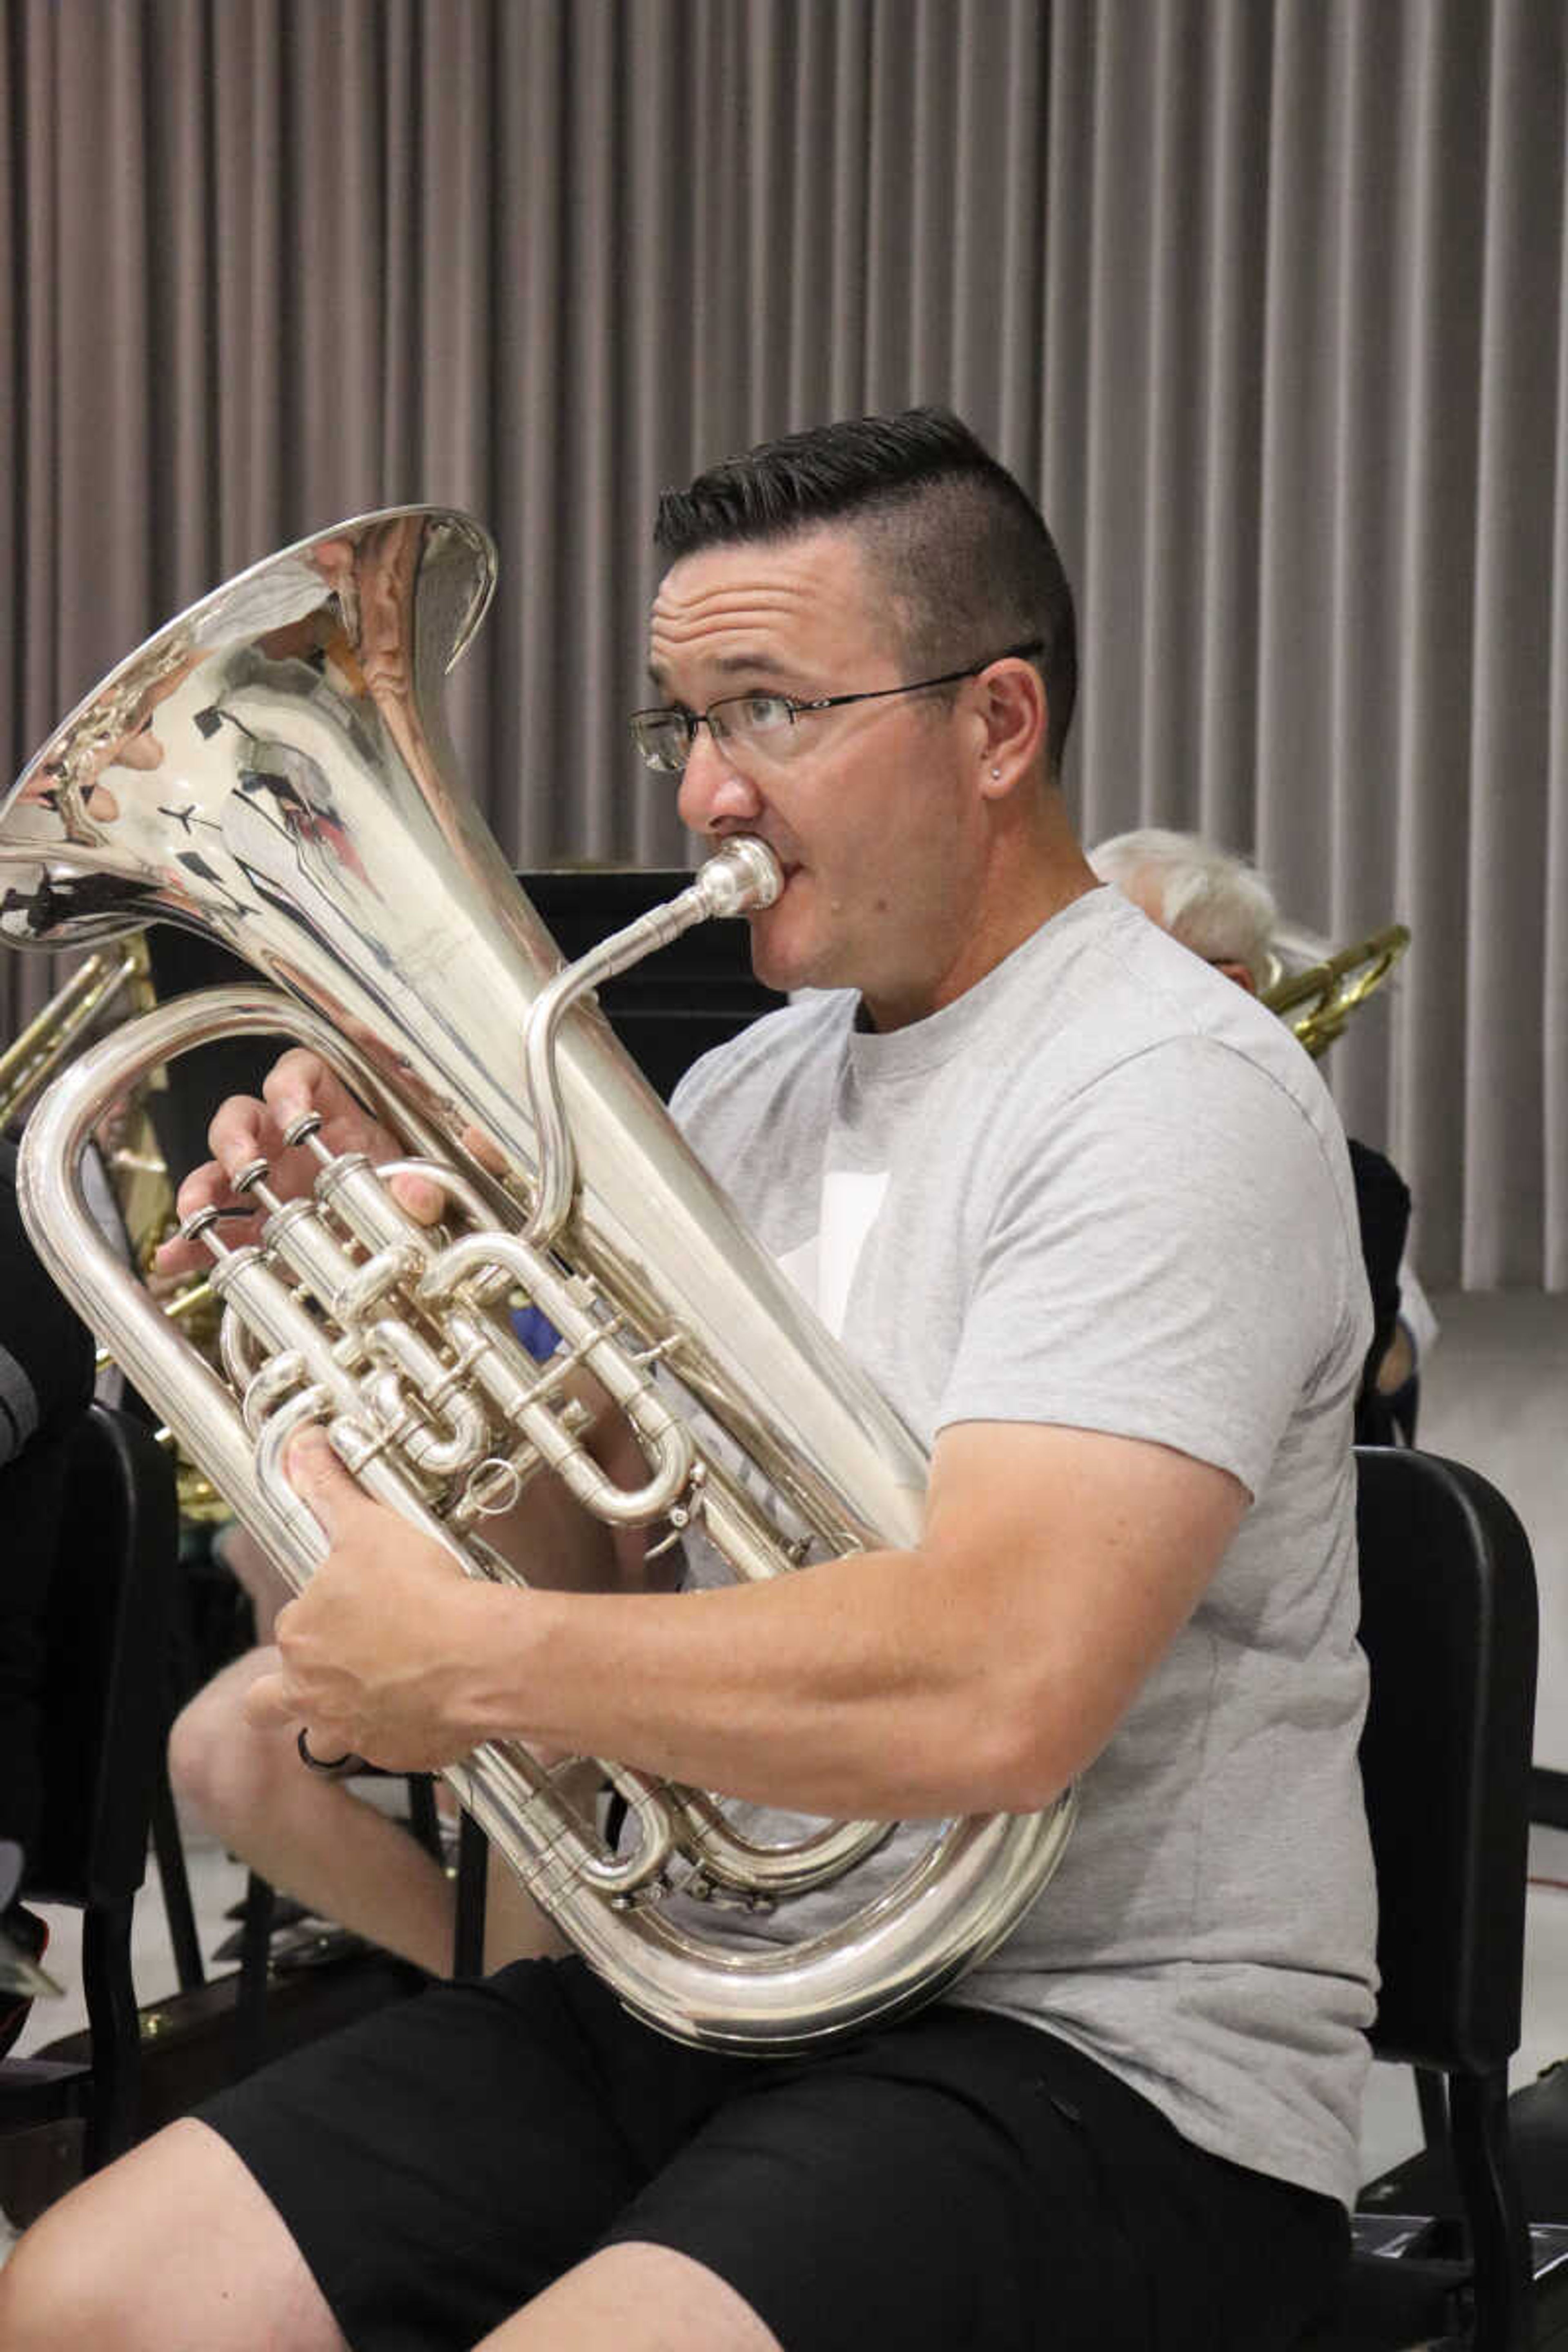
[694,839,784,917]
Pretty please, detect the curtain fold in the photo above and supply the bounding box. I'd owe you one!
[2,0,1564,1287]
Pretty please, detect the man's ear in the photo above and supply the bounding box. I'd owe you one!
[974,655,1048,797]
[1212,958,1259,995]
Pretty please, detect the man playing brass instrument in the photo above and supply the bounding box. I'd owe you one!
[2,411,1376,2351]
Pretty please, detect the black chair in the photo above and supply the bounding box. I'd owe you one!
[1312,1446,1540,2352]
[0,1403,182,2172]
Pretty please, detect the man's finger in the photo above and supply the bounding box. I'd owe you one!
[388,1168,446,1224]
[265,1051,388,1157]
[172,1158,236,1223]
[241,1669,294,1730]
[285,1425,367,1534]
[206,1092,272,1170]
[261,1049,341,1123]
[158,1160,258,1273]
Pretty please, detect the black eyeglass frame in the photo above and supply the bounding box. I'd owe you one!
[628,638,1046,774]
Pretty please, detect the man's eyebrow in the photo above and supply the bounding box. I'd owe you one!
[644,651,796,696]
[711,651,792,679]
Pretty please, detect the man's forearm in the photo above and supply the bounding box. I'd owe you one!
[444,1547,1064,1822]
[266,1420,1238,1817]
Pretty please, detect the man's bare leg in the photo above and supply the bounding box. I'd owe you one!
[486,1838,569,1970]
[169,1646,459,1975]
[0,2118,348,2352]
[184,1523,596,1980]
[171,1646,572,1976]
[474,2243,784,2352]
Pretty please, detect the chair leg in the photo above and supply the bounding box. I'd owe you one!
[453,1813,488,1981]
[1448,2069,1534,2352]
[232,1871,276,2080]
[148,1757,206,1992]
[405,1773,442,1862]
[1415,2064,1448,2150]
[79,1898,141,2171]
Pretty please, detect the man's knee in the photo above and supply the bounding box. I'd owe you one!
[0,2171,155,2349]
[0,2229,69,2351]
[0,2207,152,2349]
[168,1677,242,1822]
[479,2244,784,2351]
[0,2121,348,2352]
[168,1648,284,1829]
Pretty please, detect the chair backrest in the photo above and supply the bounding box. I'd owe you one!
[28,1402,182,1909]
[1354,1445,1538,2074]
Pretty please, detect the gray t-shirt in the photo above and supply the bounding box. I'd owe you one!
[665,884,1378,2209]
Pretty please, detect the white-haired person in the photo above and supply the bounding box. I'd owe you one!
[1089,827,1434,1442]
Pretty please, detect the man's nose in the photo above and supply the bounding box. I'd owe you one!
[676,728,764,833]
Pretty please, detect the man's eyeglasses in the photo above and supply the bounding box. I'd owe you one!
[628,640,1044,776]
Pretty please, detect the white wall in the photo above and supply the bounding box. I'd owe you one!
[1414,1293,1568,1776]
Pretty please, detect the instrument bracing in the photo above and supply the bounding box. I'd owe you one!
[0,509,1074,2052]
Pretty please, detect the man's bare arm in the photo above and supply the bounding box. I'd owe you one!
[249,1418,1248,1813]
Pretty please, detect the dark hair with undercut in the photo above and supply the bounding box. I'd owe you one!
[653,407,1079,778]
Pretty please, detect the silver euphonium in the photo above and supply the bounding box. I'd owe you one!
[0,509,1074,2052]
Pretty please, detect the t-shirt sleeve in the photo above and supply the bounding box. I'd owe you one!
[937,1038,1369,1498]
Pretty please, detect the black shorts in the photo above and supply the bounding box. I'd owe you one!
[200,1956,1347,2352]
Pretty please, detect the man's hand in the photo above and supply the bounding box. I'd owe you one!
[156,1046,443,1278]
[1374,1322,1415,1396]
[244,1426,502,1772]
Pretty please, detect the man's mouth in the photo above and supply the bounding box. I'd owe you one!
[750,855,800,902]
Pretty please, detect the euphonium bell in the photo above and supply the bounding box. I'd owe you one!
[0,509,1074,2051]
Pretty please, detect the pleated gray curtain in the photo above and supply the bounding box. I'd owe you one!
[2,0,1565,1289]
